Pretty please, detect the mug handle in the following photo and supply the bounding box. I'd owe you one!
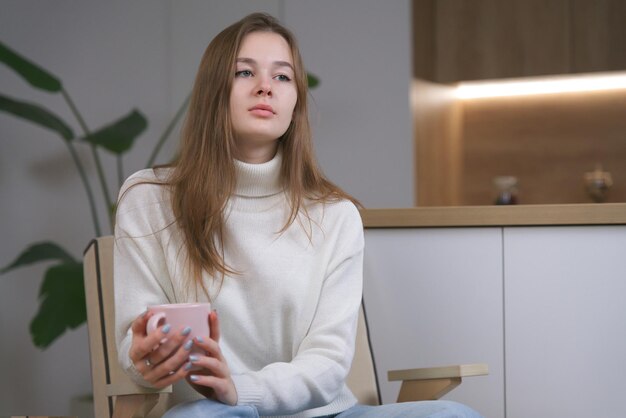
[146,311,167,334]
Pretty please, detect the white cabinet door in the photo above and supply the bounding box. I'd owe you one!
[364,228,504,418]
[504,226,626,418]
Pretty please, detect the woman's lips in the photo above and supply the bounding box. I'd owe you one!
[249,104,275,117]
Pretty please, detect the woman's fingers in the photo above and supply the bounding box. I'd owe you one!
[194,335,224,361]
[131,310,152,335]
[129,311,164,363]
[184,317,237,406]
[188,374,226,390]
[143,325,192,366]
[130,323,170,369]
[209,309,220,342]
[188,354,228,377]
[143,334,196,383]
[187,374,237,406]
[151,360,193,389]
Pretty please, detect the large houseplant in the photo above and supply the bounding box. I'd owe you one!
[0,41,189,348]
[0,41,319,348]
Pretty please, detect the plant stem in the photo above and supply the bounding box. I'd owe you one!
[62,88,114,232]
[64,140,101,236]
[146,94,190,168]
[88,145,113,231]
[117,155,124,189]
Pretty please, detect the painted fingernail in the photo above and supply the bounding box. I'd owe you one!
[184,362,193,371]
[189,355,199,362]
[189,375,199,382]
[141,310,148,317]
[181,326,192,336]
[196,336,204,343]
[184,340,193,350]
[162,324,171,334]
[160,337,168,344]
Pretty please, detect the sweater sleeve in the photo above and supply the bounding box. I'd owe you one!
[231,203,364,415]
[113,172,175,387]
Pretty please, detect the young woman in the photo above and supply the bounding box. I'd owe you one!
[114,12,483,418]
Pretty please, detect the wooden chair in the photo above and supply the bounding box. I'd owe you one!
[84,236,487,417]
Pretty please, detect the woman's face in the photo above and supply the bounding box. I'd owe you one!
[229,31,298,163]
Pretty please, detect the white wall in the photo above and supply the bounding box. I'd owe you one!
[285,0,413,207]
[0,0,411,414]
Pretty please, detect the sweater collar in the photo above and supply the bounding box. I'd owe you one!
[234,150,283,197]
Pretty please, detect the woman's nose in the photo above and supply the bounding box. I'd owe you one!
[255,76,272,97]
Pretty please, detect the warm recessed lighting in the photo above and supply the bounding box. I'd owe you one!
[456,72,626,99]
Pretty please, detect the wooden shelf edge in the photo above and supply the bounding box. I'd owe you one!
[361,204,626,228]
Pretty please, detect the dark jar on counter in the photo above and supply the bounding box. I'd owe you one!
[493,176,518,205]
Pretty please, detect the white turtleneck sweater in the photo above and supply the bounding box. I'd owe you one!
[114,152,364,417]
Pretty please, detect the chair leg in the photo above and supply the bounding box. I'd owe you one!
[396,377,462,402]
[112,393,160,418]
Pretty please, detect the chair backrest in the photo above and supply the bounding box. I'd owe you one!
[84,236,380,415]
[84,237,171,418]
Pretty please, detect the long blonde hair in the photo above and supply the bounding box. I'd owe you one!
[166,13,359,288]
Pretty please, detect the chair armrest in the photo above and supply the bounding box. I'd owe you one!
[387,363,488,403]
[388,363,488,382]
[106,382,172,397]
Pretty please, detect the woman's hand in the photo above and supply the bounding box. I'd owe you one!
[187,310,238,406]
[128,310,194,389]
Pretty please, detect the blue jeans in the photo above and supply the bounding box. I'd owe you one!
[163,399,484,418]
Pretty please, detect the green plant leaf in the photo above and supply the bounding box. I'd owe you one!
[307,72,320,89]
[1,241,77,274]
[0,93,74,140]
[82,109,148,154]
[0,41,62,92]
[31,262,86,348]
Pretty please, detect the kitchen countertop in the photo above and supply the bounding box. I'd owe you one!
[360,203,626,228]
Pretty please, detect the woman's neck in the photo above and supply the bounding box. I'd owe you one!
[233,149,283,197]
[233,141,279,164]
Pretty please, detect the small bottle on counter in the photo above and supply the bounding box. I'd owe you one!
[493,176,518,205]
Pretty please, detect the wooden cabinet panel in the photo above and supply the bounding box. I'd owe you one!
[363,228,504,417]
[570,0,626,73]
[460,89,626,205]
[504,226,626,418]
[433,0,569,82]
[413,0,626,82]
[412,79,463,206]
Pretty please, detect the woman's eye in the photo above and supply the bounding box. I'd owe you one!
[275,74,291,82]
[235,70,253,78]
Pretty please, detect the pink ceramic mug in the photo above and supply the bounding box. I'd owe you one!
[146,303,211,369]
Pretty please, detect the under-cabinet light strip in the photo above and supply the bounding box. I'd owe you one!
[456,72,626,99]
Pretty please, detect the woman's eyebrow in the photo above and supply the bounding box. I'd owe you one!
[236,57,294,72]
[273,61,295,72]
